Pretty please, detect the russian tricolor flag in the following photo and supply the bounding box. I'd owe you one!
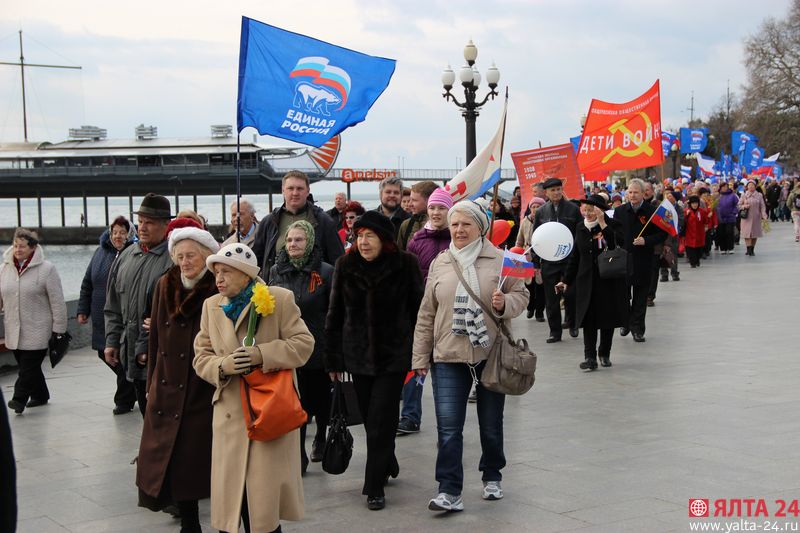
[651,199,679,237]
[501,249,535,279]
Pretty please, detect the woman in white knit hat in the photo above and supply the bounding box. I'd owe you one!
[136,226,220,532]
[193,242,313,533]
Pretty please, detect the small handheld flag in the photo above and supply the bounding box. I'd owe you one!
[501,249,535,279]
[651,199,679,237]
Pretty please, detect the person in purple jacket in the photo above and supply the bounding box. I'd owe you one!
[716,181,740,255]
[397,187,453,435]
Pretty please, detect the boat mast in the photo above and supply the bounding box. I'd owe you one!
[0,30,82,142]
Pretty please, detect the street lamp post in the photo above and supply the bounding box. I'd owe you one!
[670,143,679,179]
[441,40,501,165]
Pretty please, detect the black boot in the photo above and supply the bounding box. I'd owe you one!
[579,358,598,371]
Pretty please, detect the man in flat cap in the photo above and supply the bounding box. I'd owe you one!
[532,178,581,343]
[104,193,175,416]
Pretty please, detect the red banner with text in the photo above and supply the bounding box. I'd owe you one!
[577,80,664,173]
[511,143,584,223]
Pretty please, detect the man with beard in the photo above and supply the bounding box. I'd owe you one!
[373,176,410,238]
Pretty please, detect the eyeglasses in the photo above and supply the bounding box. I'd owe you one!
[345,215,357,220]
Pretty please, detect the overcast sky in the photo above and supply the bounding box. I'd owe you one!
[0,0,791,175]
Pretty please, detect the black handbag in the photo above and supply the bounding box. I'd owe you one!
[48,332,72,368]
[322,381,354,475]
[738,207,749,220]
[597,247,629,279]
[339,373,363,426]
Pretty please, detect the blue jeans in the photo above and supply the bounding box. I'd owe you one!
[400,376,423,424]
[431,361,506,496]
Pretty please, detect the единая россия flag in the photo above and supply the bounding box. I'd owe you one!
[237,16,396,147]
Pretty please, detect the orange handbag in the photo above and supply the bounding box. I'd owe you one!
[239,368,307,442]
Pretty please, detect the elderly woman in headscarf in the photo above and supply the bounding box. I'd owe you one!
[136,226,219,532]
[324,211,424,511]
[412,200,528,513]
[193,243,314,533]
[268,220,334,474]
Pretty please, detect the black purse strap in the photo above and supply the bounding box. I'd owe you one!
[447,252,515,344]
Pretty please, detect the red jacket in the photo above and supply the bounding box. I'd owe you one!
[684,207,709,248]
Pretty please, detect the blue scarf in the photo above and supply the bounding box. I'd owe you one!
[222,279,255,322]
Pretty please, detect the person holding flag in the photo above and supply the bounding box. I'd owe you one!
[556,195,627,370]
[613,179,667,343]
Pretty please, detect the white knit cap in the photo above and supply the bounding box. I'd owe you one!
[448,200,490,236]
[206,243,260,279]
[168,227,220,255]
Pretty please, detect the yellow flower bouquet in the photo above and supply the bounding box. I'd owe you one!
[243,283,276,347]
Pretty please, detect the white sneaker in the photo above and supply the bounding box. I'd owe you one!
[482,481,503,500]
[428,492,464,512]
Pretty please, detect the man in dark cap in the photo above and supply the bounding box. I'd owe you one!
[104,193,175,416]
[532,177,581,343]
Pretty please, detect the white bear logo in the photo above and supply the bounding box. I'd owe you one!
[293,82,341,116]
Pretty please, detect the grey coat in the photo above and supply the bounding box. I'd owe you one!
[104,240,173,381]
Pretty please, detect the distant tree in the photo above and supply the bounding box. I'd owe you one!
[740,0,800,166]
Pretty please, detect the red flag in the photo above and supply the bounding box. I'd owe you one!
[577,80,664,173]
[511,143,583,224]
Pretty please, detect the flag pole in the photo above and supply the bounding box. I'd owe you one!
[488,87,509,243]
[635,209,657,239]
[236,131,241,243]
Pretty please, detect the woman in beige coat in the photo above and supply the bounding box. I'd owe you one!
[193,242,314,533]
[1,228,67,415]
[412,201,528,513]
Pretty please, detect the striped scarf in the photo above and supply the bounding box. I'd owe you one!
[450,239,490,348]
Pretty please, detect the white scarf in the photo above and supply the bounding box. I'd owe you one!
[181,267,208,289]
[583,217,600,231]
[449,238,490,348]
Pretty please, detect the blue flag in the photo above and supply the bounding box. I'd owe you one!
[741,141,764,171]
[661,131,677,157]
[679,127,708,154]
[237,17,396,147]
[731,131,758,156]
[570,134,581,153]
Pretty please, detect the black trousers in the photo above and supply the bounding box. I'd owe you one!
[96,350,137,408]
[717,222,735,252]
[648,256,661,300]
[352,372,404,498]
[0,389,16,533]
[703,230,715,255]
[686,246,703,267]
[628,283,650,336]
[134,379,147,417]
[12,349,49,404]
[525,280,545,317]
[542,267,575,337]
[297,367,332,462]
[583,327,614,360]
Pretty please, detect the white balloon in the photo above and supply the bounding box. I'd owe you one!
[531,222,574,262]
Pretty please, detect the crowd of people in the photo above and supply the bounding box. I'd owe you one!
[1,169,797,532]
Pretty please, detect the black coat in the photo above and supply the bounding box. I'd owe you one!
[564,218,629,329]
[532,199,581,273]
[268,246,333,370]
[613,202,667,286]
[77,230,132,350]
[0,389,15,533]
[251,202,344,278]
[324,249,424,376]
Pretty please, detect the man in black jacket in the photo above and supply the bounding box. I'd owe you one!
[326,191,348,229]
[532,178,581,343]
[614,178,667,342]
[252,170,345,277]
[372,176,410,238]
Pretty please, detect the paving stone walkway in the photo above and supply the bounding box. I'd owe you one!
[3,223,799,532]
